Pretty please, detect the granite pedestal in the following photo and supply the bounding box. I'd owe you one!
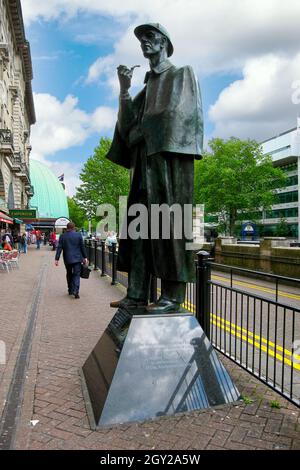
[81,312,240,428]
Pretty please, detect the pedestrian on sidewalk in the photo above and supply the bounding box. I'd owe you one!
[36,230,42,249]
[21,233,27,254]
[54,222,88,299]
[2,230,13,247]
[50,231,57,251]
[105,231,117,263]
[15,233,23,253]
[2,239,12,251]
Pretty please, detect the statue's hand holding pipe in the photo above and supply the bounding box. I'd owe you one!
[117,65,140,93]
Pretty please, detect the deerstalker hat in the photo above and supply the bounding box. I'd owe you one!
[134,23,174,57]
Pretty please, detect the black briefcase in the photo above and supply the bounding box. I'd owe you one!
[80,263,91,279]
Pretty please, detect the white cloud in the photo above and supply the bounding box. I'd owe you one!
[30,93,116,195]
[77,0,300,140]
[86,55,115,85]
[209,53,300,141]
[23,1,300,74]
[75,0,300,85]
[23,0,300,143]
[32,93,116,154]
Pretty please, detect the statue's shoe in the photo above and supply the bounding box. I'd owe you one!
[146,298,184,315]
[110,297,147,308]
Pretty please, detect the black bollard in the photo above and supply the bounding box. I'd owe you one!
[196,250,211,340]
[111,243,117,285]
[101,240,106,276]
[94,240,98,270]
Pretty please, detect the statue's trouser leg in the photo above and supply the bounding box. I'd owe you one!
[161,280,186,304]
[126,238,151,302]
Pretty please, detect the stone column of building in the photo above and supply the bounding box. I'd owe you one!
[0,0,35,216]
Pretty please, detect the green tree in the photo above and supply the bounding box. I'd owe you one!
[275,217,290,237]
[194,137,287,236]
[75,137,130,222]
[67,197,87,229]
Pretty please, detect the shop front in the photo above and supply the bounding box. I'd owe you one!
[0,211,14,229]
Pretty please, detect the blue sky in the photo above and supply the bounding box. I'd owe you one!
[22,0,300,194]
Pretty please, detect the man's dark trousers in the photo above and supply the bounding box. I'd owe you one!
[66,262,81,295]
[55,230,87,296]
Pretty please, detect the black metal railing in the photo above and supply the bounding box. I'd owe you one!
[85,239,119,286]
[84,239,300,407]
[208,261,300,407]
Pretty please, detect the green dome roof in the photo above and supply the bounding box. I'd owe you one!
[29,160,69,219]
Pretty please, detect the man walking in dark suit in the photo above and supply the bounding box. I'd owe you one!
[55,222,88,299]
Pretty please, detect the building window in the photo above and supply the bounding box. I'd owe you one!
[265,207,299,219]
[280,162,298,172]
[260,223,298,237]
[274,191,298,204]
[286,175,298,186]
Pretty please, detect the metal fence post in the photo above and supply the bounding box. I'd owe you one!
[150,276,158,303]
[89,240,92,264]
[94,240,98,270]
[196,250,211,340]
[86,240,91,263]
[101,240,106,276]
[111,243,117,285]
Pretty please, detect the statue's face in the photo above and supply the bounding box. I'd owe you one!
[139,29,167,57]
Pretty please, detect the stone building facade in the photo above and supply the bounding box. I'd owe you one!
[0,0,35,214]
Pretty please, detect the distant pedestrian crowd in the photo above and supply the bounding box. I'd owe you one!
[0,229,27,253]
[0,228,57,253]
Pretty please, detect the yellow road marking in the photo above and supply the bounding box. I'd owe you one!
[211,316,300,371]
[212,275,300,301]
[181,302,300,369]
[211,313,300,362]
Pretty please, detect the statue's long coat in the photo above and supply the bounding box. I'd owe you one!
[107,59,203,282]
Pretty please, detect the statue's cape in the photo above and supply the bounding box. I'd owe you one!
[107,63,203,168]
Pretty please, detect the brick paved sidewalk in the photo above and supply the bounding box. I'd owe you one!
[0,246,48,419]
[1,247,300,450]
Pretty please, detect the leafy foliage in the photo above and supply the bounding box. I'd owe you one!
[270,400,281,409]
[75,137,130,222]
[194,137,287,235]
[241,395,254,405]
[67,197,87,229]
[275,218,290,237]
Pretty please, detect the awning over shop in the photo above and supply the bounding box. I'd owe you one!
[13,218,23,224]
[0,211,14,225]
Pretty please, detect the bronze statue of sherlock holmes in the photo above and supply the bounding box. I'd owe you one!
[106,23,203,314]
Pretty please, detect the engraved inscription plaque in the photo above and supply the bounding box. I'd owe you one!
[81,314,240,428]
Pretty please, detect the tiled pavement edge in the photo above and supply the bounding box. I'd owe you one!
[0,247,49,420]
[1,246,299,450]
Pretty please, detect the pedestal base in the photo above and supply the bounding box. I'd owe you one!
[81,313,240,428]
